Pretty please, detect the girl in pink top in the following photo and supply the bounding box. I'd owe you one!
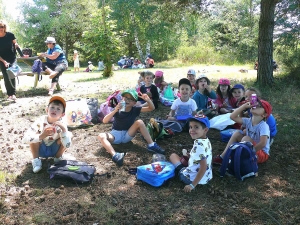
[215,78,236,114]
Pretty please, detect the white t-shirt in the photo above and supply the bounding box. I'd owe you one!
[182,138,213,184]
[171,98,197,116]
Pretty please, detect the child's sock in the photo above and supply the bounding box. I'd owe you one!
[148,142,155,147]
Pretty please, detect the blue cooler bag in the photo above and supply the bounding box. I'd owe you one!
[136,161,175,187]
[220,129,240,143]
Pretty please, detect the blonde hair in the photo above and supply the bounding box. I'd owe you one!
[0,20,8,32]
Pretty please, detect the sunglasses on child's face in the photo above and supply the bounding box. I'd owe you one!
[123,97,135,102]
[0,26,5,28]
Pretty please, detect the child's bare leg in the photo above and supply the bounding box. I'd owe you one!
[55,139,66,158]
[170,153,181,165]
[30,142,40,159]
[128,119,153,144]
[220,131,244,158]
[98,132,115,156]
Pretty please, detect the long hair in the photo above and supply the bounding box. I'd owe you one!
[195,78,210,96]
[154,76,164,86]
[216,84,233,99]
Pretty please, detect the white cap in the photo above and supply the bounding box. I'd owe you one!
[45,37,56,43]
[74,50,78,53]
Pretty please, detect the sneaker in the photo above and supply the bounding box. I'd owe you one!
[147,143,165,155]
[212,155,223,165]
[48,89,54,95]
[54,153,76,163]
[112,152,126,166]
[32,158,42,173]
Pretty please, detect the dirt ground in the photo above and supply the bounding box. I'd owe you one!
[0,67,299,224]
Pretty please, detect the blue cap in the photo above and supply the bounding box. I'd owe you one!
[187,115,210,129]
[231,84,245,92]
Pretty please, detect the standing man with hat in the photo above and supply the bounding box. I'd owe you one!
[40,37,68,95]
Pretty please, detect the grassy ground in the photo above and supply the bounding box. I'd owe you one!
[0,65,300,224]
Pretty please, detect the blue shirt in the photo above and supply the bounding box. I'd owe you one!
[192,90,217,111]
[46,44,67,65]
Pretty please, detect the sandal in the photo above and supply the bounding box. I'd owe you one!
[48,89,54,95]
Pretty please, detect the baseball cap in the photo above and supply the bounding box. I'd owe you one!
[231,84,245,92]
[187,69,196,76]
[155,70,164,77]
[219,78,230,85]
[187,115,210,129]
[49,95,66,109]
[45,37,56,43]
[74,50,78,53]
[179,78,192,89]
[122,89,138,101]
[259,99,272,119]
[196,74,211,85]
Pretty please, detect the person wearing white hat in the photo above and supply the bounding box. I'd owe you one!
[40,37,68,95]
[73,50,80,72]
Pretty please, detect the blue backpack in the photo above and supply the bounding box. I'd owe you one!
[219,142,258,181]
[32,59,43,81]
[131,161,175,187]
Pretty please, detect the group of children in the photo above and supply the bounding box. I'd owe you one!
[22,69,276,193]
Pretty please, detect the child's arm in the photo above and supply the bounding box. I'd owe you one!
[103,103,121,123]
[167,109,176,120]
[54,121,72,148]
[140,93,155,112]
[230,102,251,124]
[183,159,207,193]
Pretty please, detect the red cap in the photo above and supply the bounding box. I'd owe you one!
[260,100,272,119]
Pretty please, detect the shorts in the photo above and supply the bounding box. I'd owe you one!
[175,163,192,185]
[39,140,60,158]
[253,141,269,163]
[110,130,134,144]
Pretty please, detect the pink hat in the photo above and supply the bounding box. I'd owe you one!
[155,70,164,77]
[219,78,230,85]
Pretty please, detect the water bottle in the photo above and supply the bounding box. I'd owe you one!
[119,100,126,112]
[251,94,257,108]
[152,153,166,163]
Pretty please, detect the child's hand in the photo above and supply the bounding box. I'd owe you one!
[242,101,252,109]
[183,185,194,192]
[53,121,66,133]
[139,93,151,102]
[42,126,56,137]
[115,102,122,111]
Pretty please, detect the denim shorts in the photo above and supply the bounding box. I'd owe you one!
[110,130,134,144]
[175,163,192,185]
[39,140,60,158]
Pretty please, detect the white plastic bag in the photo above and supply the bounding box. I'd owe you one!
[209,113,235,130]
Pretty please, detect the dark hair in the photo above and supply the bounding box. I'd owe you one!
[154,76,164,86]
[48,100,65,113]
[189,119,207,129]
[195,78,210,96]
[216,84,233,99]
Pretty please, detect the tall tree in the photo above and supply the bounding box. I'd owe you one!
[257,0,279,85]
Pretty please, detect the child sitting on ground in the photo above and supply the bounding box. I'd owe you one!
[215,78,236,114]
[187,69,197,95]
[192,74,217,118]
[245,87,277,145]
[154,70,168,93]
[170,115,212,192]
[22,96,73,173]
[98,89,165,166]
[213,99,272,165]
[139,71,159,109]
[167,78,197,123]
[85,61,94,72]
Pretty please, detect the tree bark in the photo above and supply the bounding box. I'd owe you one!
[257,0,278,85]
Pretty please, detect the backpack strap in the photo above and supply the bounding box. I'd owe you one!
[219,143,236,177]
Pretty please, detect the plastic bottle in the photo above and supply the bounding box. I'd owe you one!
[251,94,257,108]
[119,100,126,111]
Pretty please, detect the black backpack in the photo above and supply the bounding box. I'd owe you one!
[47,160,96,184]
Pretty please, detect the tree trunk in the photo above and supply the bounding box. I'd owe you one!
[130,12,144,61]
[257,0,278,85]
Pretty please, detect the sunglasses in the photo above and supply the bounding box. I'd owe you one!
[123,97,135,102]
[0,26,5,28]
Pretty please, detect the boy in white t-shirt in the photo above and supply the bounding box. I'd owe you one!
[170,115,212,192]
[167,78,197,121]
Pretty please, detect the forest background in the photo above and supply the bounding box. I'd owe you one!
[1,0,299,84]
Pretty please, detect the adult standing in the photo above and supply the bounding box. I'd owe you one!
[40,37,68,95]
[73,50,80,72]
[0,20,19,101]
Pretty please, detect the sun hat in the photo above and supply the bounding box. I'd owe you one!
[187,69,196,76]
[231,84,245,92]
[219,78,230,85]
[49,95,66,109]
[155,70,164,77]
[259,99,272,119]
[74,50,78,53]
[45,37,56,43]
[187,115,210,129]
[179,78,192,89]
[122,89,138,101]
[88,61,92,64]
[196,74,211,85]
